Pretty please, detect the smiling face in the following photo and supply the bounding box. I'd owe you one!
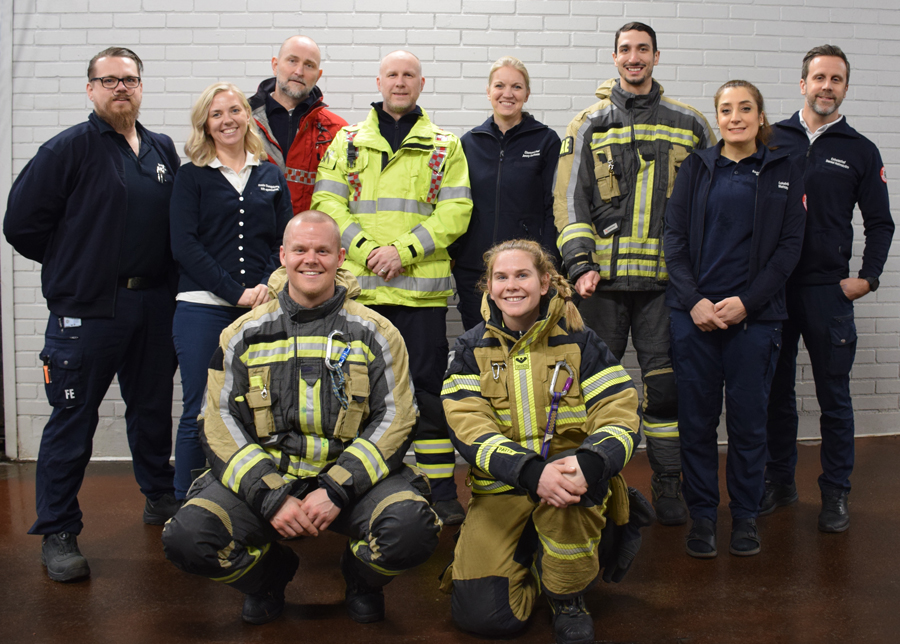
[612,29,659,95]
[280,218,346,309]
[87,56,142,132]
[489,249,550,332]
[716,86,762,148]
[801,55,848,122]
[205,90,250,154]
[272,36,323,106]
[488,65,529,126]
[377,52,425,118]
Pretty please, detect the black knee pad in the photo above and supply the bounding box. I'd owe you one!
[643,369,677,419]
[161,504,229,577]
[451,577,527,638]
[370,497,440,571]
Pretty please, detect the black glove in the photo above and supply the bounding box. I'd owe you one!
[598,487,655,583]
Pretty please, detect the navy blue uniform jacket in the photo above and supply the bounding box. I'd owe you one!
[664,142,807,321]
[4,112,181,318]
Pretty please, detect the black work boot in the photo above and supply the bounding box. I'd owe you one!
[818,487,850,533]
[758,480,798,516]
[242,545,300,625]
[433,499,466,526]
[340,547,385,623]
[651,473,688,526]
[143,493,183,525]
[41,532,91,582]
[548,594,594,644]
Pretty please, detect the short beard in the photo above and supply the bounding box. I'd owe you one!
[96,99,140,132]
[277,78,312,101]
[808,95,840,117]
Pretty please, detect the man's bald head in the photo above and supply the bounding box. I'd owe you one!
[379,50,421,77]
[278,35,321,62]
[283,210,341,249]
[280,211,346,308]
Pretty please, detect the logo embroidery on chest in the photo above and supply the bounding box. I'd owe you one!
[522,150,541,158]
[514,355,530,371]
[778,181,790,190]
[825,157,850,170]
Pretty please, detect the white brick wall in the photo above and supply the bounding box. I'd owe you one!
[3,1,899,459]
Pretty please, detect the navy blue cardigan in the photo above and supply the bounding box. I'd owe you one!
[4,113,181,318]
[770,112,894,286]
[664,142,806,321]
[454,114,561,270]
[169,161,293,305]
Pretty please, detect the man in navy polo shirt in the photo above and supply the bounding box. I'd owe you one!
[763,45,894,532]
[4,47,182,581]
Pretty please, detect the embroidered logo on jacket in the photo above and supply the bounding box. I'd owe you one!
[522,150,541,158]
[826,157,850,170]
[778,181,790,190]
[258,184,281,192]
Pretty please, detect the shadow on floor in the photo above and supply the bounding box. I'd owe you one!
[2,436,899,644]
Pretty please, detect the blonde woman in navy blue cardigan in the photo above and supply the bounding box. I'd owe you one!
[170,83,293,500]
[664,81,806,559]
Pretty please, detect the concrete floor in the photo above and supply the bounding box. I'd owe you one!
[2,436,899,644]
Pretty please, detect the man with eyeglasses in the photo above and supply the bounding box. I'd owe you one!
[4,47,182,583]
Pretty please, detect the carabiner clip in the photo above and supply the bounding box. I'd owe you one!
[549,360,575,397]
[491,362,506,381]
[325,330,350,372]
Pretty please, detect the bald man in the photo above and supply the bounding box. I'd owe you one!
[163,211,440,626]
[312,51,473,525]
[250,36,347,213]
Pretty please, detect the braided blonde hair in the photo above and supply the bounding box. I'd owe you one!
[479,239,583,332]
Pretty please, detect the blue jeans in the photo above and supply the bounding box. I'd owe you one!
[172,302,245,499]
[766,283,857,492]
[670,310,782,521]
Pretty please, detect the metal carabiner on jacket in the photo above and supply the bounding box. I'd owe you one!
[541,360,576,458]
[549,360,575,397]
[325,330,351,409]
[491,362,506,381]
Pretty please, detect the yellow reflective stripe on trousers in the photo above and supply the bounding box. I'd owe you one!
[223,444,273,494]
[643,419,679,439]
[211,542,271,584]
[591,425,634,463]
[537,530,601,561]
[414,439,454,455]
[417,462,455,479]
[344,439,388,486]
[349,539,403,576]
[299,378,323,437]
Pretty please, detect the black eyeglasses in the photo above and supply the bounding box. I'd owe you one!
[90,76,141,90]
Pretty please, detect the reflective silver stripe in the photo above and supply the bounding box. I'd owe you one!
[634,155,652,238]
[637,124,697,145]
[514,351,538,452]
[304,380,316,434]
[618,238,660,253]
[356,275,452,293]
[581,365,629,400]
[376,197,434,217]
[245,343,293,362]
[314,179,349,199]
[471,478,514,494]
[342,222,364,250]
[476,434,509,472]
[411,224,436,257]
[436,185,472,201]
[226,446,265,491]
[349,200,377,215]
[350,440,388,481]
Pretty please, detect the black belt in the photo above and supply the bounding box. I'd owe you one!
[117,275,166,290]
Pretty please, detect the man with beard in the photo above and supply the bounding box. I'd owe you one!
[4,47,182,582]
[250,35,347,213]
[763,45,894,533]
[553,22,715,527]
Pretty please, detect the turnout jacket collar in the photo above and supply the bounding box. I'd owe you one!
[600,77,664,111]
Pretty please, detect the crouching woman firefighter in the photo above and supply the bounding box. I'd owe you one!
[162,212,441,626]
[439,239,654,644]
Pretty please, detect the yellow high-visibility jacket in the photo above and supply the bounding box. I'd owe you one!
[441,292,640,496]
[312,107,472,307]
[199,269,417,519]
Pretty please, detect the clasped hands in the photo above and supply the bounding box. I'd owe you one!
[537,455,588,508]
[690,296,746,331]
[269,488,340,538]
[367,246,404,282]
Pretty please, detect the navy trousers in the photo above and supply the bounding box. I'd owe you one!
[766,283,857,492]
[31,285,177,535]
[670,310,782,522]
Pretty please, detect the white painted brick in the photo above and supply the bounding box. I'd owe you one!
[462,0,515,14]
[571,1,624,16]
[462,31,514,47]
[435,14,488,29]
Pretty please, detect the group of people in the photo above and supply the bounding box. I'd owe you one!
[3,19,893,644]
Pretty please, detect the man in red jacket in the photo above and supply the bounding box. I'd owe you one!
[250,35,347,213]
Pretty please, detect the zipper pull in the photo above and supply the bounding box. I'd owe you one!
[260,384,268,400]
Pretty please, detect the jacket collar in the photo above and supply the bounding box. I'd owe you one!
[776,110,859,139]
[470,113,544,138]
[596,78,663,111]
[353,104,434,151]
[695,139,789,172]
[278,283,348,323]
[483,290,568,348]
[248,77,325,113]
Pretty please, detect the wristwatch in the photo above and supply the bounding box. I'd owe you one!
[864,276,880,292]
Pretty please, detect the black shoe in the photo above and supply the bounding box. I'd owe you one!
[651,473,688,526]
[818,488,850,533]
[548,594,594,644]
[685,517,717,559]
[143,493,182,525]
[41,532,91,582]
[729,518,761,556]
[241,546,300,625]
[758,480,798,516]
[340,548,385,623]
[433,499,466,526]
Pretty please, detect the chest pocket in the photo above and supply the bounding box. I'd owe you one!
[333,364,370,441]
[667,146,691,198]
[246,366,275,438]
[593,145,624,204]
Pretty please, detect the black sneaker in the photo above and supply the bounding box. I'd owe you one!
[143,493,182,525]
[433,499,466,526]
[340,548,385,623]
[818,488,850,533]
[241,545,300,625]
[651,473,688,526]
[41,532,91,582]
[758,480,798,516]
[729,518,761,557]
[548,594,594,644]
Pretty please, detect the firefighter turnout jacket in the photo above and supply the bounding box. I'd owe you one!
[311,107,472,307]
[442,292,641,497]
[554,79,715,289]
[199,269,417,519]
